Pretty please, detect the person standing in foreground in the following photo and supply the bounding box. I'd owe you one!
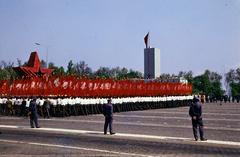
[28,97,40,128]
[102,98,115,135]
[189,97,207,141]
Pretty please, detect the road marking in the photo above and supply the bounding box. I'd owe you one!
[0,117,240,132]
[2,114,240,122]
[0,125,240,147]
[112,115,240,122]
[42,119,240,132]
[136,111,240,116]
[0,139,153,157]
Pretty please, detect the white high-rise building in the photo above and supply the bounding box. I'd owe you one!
[144,48,160,79]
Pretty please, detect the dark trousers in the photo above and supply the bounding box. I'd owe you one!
[20,105,26,116]
[30,113,39,128]
[104,116,113,134]
[192,118,204,140]
[44,108,50,118]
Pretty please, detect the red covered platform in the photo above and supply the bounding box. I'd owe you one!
[13,52,53,78]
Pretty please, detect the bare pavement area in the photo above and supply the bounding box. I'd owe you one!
[0,102,240,156]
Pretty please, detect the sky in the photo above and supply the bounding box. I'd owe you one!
[0,0,239,76]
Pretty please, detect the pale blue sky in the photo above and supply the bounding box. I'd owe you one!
[0,0,239,75]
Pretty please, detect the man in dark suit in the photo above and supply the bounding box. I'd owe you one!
[102,98,115,135]
[189,97,207,141]
[29,97,40,128]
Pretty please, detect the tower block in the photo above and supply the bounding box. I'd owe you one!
[144,48,160,79]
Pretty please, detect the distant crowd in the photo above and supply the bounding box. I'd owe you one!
[0,96,193,117]
[0,95,238,118]
[205,95,240,103]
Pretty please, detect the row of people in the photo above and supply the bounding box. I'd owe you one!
[0,96,193,117]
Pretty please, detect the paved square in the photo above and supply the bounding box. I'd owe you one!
[0,102,239,156]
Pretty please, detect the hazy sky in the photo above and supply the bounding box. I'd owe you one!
[0,0,239,75]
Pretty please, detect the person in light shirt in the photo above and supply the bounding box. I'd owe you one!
[50,98,57,117]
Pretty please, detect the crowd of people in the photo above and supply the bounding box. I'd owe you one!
[0,96,193,118]
[1,95,238,139]
[206,95,240,103]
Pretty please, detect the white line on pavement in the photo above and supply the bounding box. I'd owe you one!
[1,115,240,122]
[0,139,153,157]
[137,111,240,116]
[112,115,240,122]
[0,117,240,132]
[42,119,240,132]
[0,125,240,147]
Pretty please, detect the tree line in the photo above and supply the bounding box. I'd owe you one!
[0,59,239,98]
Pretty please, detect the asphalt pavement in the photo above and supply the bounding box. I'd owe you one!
[0,102,240,156]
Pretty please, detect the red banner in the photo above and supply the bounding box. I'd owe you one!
[0,77,192,97]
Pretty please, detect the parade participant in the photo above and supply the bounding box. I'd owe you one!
[189,97,207,141]
[102,98,115,135]
[50,98,57,117]
[200,94,205,104]
[14,97,22,116]
[43,98,50,118]
[1,97,7,115]
[0,97,3,115]
[56,97,62,117]
[20,97,27,116]
[28,97,40,128]
[26,97,30,109]
[38,97,44,117]
[6,97,13,116]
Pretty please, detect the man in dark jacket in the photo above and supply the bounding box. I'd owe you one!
[29,97,40,128]
[102,98,115,135]
[189,97,207,141]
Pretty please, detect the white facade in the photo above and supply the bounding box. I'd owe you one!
[144,48,160,79]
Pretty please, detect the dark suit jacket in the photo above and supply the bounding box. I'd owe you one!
[29,100,38,116]
[189,102,202,118]
[102,103,113,117]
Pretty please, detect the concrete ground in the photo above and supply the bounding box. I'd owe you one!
[0,102,239,156]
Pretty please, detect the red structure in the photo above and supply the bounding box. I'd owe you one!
[13,52,53,78]
[0,52,192,97]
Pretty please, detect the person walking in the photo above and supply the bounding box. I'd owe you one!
[28,97,40,128]
[102,98,115,135]
[189,97,207,141]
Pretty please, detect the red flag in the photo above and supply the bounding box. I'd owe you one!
[144,32,149,48]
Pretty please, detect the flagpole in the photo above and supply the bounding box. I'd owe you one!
[148,31,150,48]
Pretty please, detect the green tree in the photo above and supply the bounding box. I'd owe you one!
[127,69,143,79]
[48,62,58,69]
[193,70,224,98]
[178,71,193,83]
[0,61,18,81]
[75,61,93,77]
[52,66,65,76]
[225,68,240,97]
[66,60,76,75]
[94,67,112,78]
